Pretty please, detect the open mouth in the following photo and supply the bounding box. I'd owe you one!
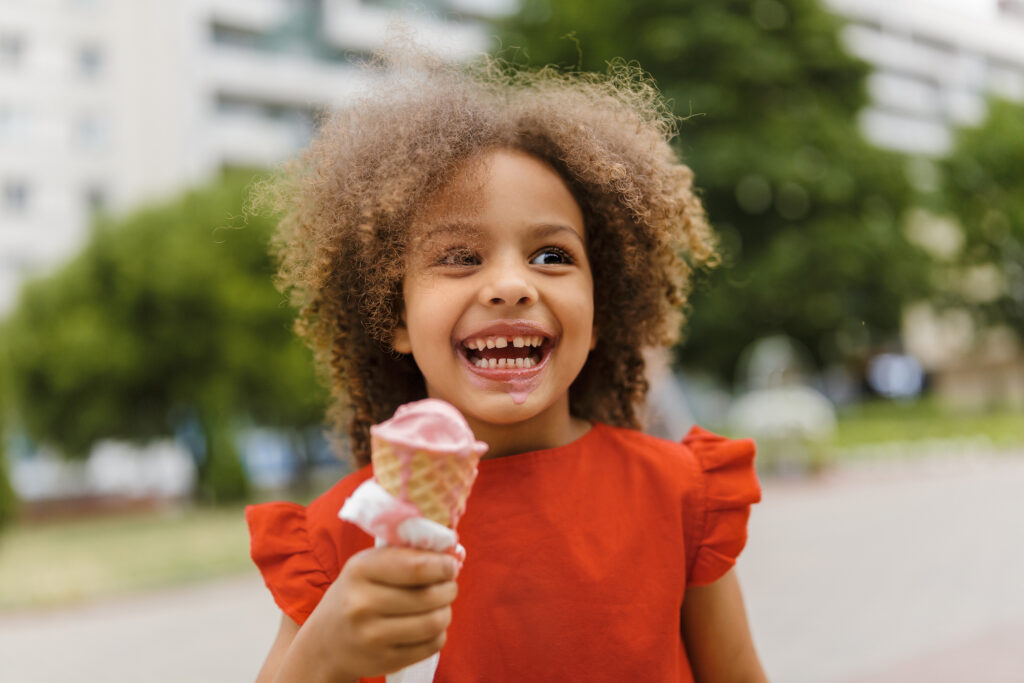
[460,334,551,370]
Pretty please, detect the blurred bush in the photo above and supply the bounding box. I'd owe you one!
[3,169,326,503]
[499,0,934,381]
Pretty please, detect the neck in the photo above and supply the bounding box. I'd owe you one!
[462,395,590,459]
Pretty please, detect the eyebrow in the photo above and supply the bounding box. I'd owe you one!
[413,221,484,245]
[530,223,586,243]
[414,221,585,245]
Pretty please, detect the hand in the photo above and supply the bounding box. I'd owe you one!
[302,546,459,681]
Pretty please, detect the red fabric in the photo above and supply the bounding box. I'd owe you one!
[246,423,760,681]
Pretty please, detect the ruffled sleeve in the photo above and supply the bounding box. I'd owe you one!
[246,502,335,625]
[683,426,762,587]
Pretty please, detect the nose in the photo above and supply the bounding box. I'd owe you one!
[478,258,538,307]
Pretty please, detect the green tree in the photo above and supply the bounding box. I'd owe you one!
[939,99,1024,335]
[499,0,932,380]
[4,170,326,503]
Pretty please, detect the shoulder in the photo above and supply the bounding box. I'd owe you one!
[668,427,762,587]
[591,422,759,481]
[245,466,375,624]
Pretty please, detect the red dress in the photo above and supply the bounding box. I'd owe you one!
[247,424,760,681]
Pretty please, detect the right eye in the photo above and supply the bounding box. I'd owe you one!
[437,247,480,267]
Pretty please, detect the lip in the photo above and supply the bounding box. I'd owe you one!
[455,318,558,379]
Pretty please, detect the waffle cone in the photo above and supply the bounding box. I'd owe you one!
[371,436,480,528]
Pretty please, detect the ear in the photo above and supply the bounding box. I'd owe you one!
[392,311,412,354]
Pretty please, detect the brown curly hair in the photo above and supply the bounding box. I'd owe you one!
[259,47,717,467]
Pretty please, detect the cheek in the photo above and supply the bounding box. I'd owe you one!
[403,288,457,350]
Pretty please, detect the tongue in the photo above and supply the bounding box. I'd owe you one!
[476,347,532,361]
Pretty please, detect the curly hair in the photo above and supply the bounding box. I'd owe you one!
[259,47,717,467]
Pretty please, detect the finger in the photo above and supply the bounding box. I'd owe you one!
[355,547,458,587]
[394,630,447,657]
[383,632,447,673]
[370,580,458,617]
[370,606,451,648]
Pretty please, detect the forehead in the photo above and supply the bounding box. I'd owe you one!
[411,148,584,238]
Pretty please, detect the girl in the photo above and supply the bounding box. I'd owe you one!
[248,48,766,682]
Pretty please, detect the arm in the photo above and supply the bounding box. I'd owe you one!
[254,547,458,683]
[255,614,300,683]
[681,568,768,683]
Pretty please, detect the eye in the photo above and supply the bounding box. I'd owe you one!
[530,247,574,266]
[437,247,480,267]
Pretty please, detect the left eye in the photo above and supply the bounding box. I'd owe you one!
[530,248,572,266]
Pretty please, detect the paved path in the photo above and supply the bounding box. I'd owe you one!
[0,574,277,683]
[1,451,1022,682]
[738,450,1024,682]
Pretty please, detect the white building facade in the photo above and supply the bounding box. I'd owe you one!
[825,0,1024,156]
[0,0,506,313]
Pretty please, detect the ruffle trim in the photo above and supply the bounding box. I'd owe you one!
[683,426,762,587]
[246,502,334,625]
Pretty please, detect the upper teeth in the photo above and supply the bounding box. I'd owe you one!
[464,335,544,350]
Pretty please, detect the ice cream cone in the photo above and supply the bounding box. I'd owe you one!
[370,399,488,528]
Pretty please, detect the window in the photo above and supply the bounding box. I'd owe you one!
[3,180,30,213]
[211,23,264,50]
[77,44,103,78]
[0,33,25,68]
[0,105,30,143]
[85,185,107,213]
[74,112,108,149]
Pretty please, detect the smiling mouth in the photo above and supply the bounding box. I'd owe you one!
[460,334,550,370]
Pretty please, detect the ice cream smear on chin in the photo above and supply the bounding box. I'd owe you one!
[370,398,488,528]
[507,377,535,405]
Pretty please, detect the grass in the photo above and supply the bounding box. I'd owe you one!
[0,503,255,611]
[832,399,1024,450]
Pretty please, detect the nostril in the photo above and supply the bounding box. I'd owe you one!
[490,297,503,305]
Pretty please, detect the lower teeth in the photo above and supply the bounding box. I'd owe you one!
[474,357,536,368]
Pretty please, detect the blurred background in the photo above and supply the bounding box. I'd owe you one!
[0,0,1022,681]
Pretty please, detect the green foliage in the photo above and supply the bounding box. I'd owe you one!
[0,462,17,529]
[0,357,17,528]
[499,0,932,379]
[199,403,251,504]
[4,170,326,500]
[938,99,1024,335]
[0,429,16,530]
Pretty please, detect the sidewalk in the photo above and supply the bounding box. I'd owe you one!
[0,574,276,683]
[848,615,1024,682]
[738,449,1024,682]
[1,450,1022,682]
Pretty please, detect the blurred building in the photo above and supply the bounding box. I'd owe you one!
[825,0,1024,410]
[825,0,1024,157]
[0,0,509,313]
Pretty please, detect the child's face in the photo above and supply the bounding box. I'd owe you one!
[393,148,595,440]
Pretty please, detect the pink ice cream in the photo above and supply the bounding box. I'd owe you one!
[370,398,488,456]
